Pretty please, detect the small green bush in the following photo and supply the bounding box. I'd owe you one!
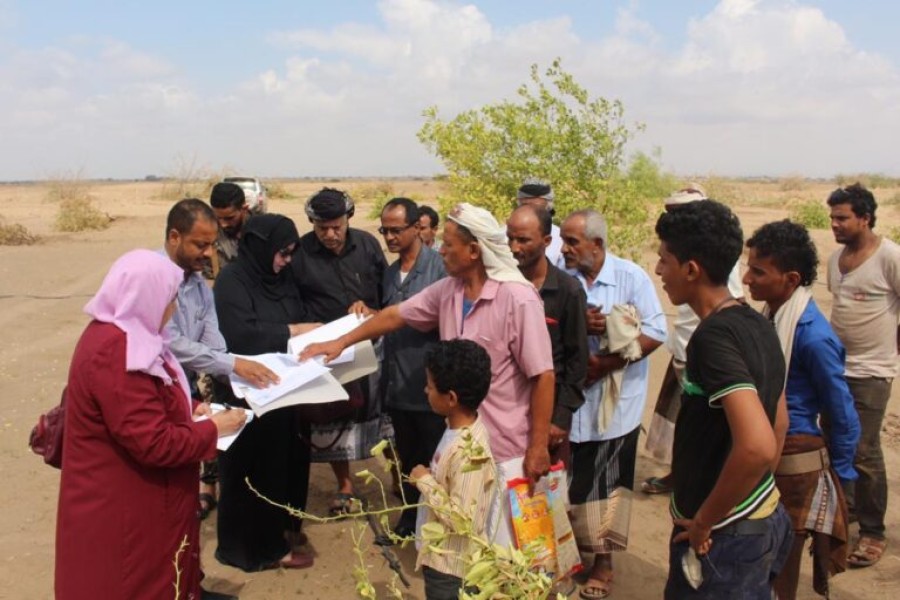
[56,197,111,232]
[0,217,39,245]
[353,183,395,219]
[790,200,830,230]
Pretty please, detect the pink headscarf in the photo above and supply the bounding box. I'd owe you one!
[83,249,191,409]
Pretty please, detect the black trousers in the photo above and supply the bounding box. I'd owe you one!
[389,408,446,526]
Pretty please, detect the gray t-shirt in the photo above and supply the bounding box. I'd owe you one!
[828,238,900,378]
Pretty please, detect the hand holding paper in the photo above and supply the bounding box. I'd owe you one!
[232,356,280,388]
[229,353,331,407]
[300,339,347,364]
[209,406,247,437]
[291,313,366,364]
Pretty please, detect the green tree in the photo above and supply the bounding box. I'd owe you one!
[418,58,668,257]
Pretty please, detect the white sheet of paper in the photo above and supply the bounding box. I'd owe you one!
[287,313,368,365]
[248,371,349,417]
[228,353,331,407]
[195,403,255,452]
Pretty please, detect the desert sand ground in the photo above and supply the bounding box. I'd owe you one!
[0,178,898,599]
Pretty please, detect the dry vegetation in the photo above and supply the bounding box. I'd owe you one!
[0,216,39,245]
[265,180,295,200]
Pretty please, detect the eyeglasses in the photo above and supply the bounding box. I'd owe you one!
[277,246,294,258]
[378,224,415,236]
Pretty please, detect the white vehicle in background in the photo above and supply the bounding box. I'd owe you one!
[223,176,267,214]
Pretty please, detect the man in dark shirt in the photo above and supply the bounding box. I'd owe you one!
[367,197,446,536]
[293,188,386,321]
[291,188,388,512]
[207,182,251,279]
[654,199,792,599]
[506,204,587,461]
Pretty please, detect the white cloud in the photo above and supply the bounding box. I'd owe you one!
[1,0,900,180]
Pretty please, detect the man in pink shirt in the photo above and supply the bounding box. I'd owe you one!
[301,203,555,485]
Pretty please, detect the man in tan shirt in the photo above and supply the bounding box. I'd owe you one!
[826,183,900,568]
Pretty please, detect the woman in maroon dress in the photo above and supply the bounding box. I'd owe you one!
[55,249,246,600]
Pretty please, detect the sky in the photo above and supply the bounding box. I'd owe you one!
[2,0,899,180]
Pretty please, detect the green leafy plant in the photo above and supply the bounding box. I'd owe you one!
[250,437,563,599]
[418,58,663,259]
[790,199,830,230]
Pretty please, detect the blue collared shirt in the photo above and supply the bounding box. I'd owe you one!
[786,299,860,482]
[569,253,667,442]
[164,265,234,386]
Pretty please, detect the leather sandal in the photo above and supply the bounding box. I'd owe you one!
[328,492,360,516]
[848,537,887,568]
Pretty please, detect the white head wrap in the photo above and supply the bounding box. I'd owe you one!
[664,183,708,206]
[447,203,531,286]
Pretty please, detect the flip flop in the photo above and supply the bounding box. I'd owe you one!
[848,537,887,568]
[328,492,360,516]
[641,476,673,495]
[198,492,217,520]
[579,578,611,600]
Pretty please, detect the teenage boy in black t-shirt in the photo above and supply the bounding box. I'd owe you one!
[654,200,792,599]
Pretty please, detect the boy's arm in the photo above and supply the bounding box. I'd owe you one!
[413,447,494,531]
[674,388,777,553]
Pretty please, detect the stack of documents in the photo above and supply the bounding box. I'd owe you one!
[227,314,379,418]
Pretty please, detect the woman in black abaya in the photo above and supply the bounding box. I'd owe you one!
[213,214,316,571]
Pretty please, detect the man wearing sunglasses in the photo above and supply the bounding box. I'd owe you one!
[367,198,447,537]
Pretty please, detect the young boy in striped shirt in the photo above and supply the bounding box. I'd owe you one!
[411,339,497,600]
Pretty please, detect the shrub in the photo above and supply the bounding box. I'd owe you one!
[56,197,111,232]
[0,217,40,245]
[626,150,679,202]
[45,171,90,203]
[355,183,427,219]
[790,200,830,230]
[265,180,294,200]
[418,58,658,259]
